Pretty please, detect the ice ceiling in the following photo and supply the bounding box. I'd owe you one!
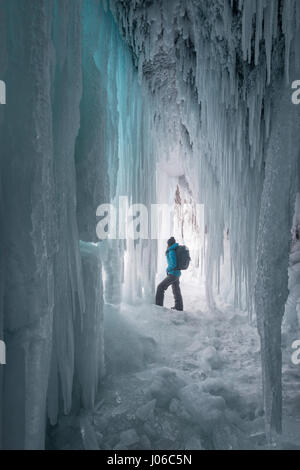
[0,0,299,449]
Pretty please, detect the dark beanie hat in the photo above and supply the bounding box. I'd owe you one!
[167,237,176,247]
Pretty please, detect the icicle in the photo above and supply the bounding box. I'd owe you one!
[264,0,275,84]
[242,0,256,63]
[223,0,232,38]
[255,0,265,66]
[282,0,296,84]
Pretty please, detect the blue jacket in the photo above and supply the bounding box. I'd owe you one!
[166,243,181,277]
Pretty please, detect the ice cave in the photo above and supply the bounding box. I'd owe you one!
[0,0,300,451]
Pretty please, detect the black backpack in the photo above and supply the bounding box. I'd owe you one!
[175,245,191,270]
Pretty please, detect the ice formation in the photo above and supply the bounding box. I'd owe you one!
[0,0,299,449]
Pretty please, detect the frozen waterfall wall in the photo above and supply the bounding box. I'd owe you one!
[110,0,300,435]
[0,0,58,449]
[0,0,154,449]
[76,0,157,304]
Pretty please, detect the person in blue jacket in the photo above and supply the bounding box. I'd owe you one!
[155,237,183,311]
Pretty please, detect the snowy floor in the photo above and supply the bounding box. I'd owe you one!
[48,275,300,450]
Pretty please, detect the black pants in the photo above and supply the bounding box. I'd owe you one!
[155,275,183,311]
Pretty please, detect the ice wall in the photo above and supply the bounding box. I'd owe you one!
[0,0,56,449]
[0,0,103,449]
[91,3,158,305]
[0,0,159,449]
[255,83,300,435]
[75,0,111,243]
[47,0,86,428]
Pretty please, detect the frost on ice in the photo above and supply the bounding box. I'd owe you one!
[0,0,300,450]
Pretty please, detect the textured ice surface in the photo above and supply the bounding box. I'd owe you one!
[0,0,57,449]
[84,277,299,450]
[1,0,300,449]
[62,276,281,451]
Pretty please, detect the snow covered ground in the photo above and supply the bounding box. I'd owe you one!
[48,273,300,450]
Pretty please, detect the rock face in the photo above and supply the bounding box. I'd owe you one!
[0,0,299,449]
